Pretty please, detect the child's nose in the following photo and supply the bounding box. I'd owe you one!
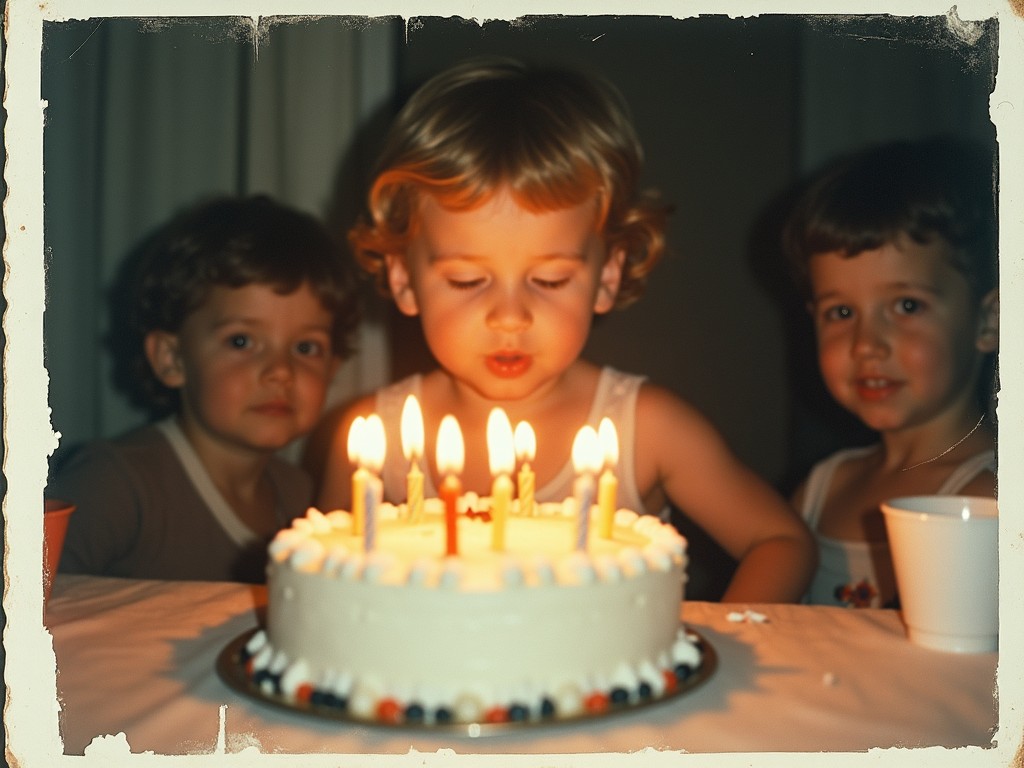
[486,289,532,333]
[852,316,889,357]
[261,348,295,382]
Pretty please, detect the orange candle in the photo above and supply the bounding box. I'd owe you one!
[436,415,464,556]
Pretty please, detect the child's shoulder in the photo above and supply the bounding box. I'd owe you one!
[632,381,731,454]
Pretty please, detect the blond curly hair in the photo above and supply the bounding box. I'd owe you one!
[349,57,669,309]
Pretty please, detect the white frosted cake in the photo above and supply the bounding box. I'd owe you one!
[241,496,701,725]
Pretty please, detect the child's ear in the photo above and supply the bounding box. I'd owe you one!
[975,288,999,353]
[144,331,186,388]
[593,247,626,314]
[384,254,420,317]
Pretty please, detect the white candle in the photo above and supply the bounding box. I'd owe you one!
[347,416,368,535]
[401,395,425,522]
[572,426,602,551]
[514,421,536,516]
[362,414,386,552]
[487,408,515,551]
[597,417,619,539]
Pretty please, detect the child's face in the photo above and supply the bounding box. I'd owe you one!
[808,236,997,433]
[387,187,623,402]
[149,282,337,454]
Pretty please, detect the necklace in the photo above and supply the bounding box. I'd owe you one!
[900,413,988,472]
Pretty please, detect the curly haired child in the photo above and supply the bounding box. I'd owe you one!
[51,195,358,582]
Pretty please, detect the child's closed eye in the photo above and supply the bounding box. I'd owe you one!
[447,277,486,290]
[531,275,571,290]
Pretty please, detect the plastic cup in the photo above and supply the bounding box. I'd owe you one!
[44,499,76,605]
[880,495,997,653]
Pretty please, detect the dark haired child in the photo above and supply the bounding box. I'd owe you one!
[50,195,358,583]
[313,57,815,603]
[782,138,998,607]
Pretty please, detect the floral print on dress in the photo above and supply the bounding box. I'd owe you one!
[834,579,878,608]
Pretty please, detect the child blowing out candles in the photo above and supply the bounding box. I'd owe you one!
[311,57,815,602]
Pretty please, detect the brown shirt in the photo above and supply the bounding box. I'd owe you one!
[50,421,311,583]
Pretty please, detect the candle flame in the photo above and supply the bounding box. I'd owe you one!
[598,417,619,468]
[346,416,366,465]
[400,394,424,461]
[487,408,516,476]
[571,425,603,474]
[362,414,387,474]
[436,414,465,475]
[514,421,536,463]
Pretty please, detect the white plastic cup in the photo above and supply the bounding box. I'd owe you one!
[880,495,997,653]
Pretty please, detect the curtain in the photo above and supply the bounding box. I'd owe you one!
[41,16,399,468]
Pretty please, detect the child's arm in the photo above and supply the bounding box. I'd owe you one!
[636,385,817,603]
[314,393,378,512]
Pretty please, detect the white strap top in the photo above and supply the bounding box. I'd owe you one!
[800,445,996,607]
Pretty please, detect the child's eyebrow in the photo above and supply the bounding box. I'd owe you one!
[812,280,942,303]
[209,316,332,333]
[427,251,588,264]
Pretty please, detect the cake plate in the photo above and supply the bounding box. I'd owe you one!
[216,626,717,737]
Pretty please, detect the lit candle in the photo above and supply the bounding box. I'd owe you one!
[487,408,515,551]
[436,414,464,557]
[401,394,425,523]
[514,421,536,516]
[572,426,602,551]
[362,414,386,552]
[347,416,368,536]
[597,417,619,539]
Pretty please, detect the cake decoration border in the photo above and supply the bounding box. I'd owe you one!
[216,626,717,735]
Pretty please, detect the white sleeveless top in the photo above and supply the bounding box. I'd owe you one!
[375,367,650,516]
[800,445,996,608]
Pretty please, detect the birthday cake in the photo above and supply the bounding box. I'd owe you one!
[241,495,701,726]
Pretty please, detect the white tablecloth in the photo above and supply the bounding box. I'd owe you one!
[47,574,997,756]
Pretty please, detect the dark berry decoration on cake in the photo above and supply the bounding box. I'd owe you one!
[540,697,556,718]
[404,703,426,723]
[610,687,630,706]
[674,663,694,682]
[252,668,281,694]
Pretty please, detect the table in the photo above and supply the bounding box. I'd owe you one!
[47,574,998,756]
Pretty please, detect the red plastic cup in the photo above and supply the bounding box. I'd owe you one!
[44,499,75,605]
